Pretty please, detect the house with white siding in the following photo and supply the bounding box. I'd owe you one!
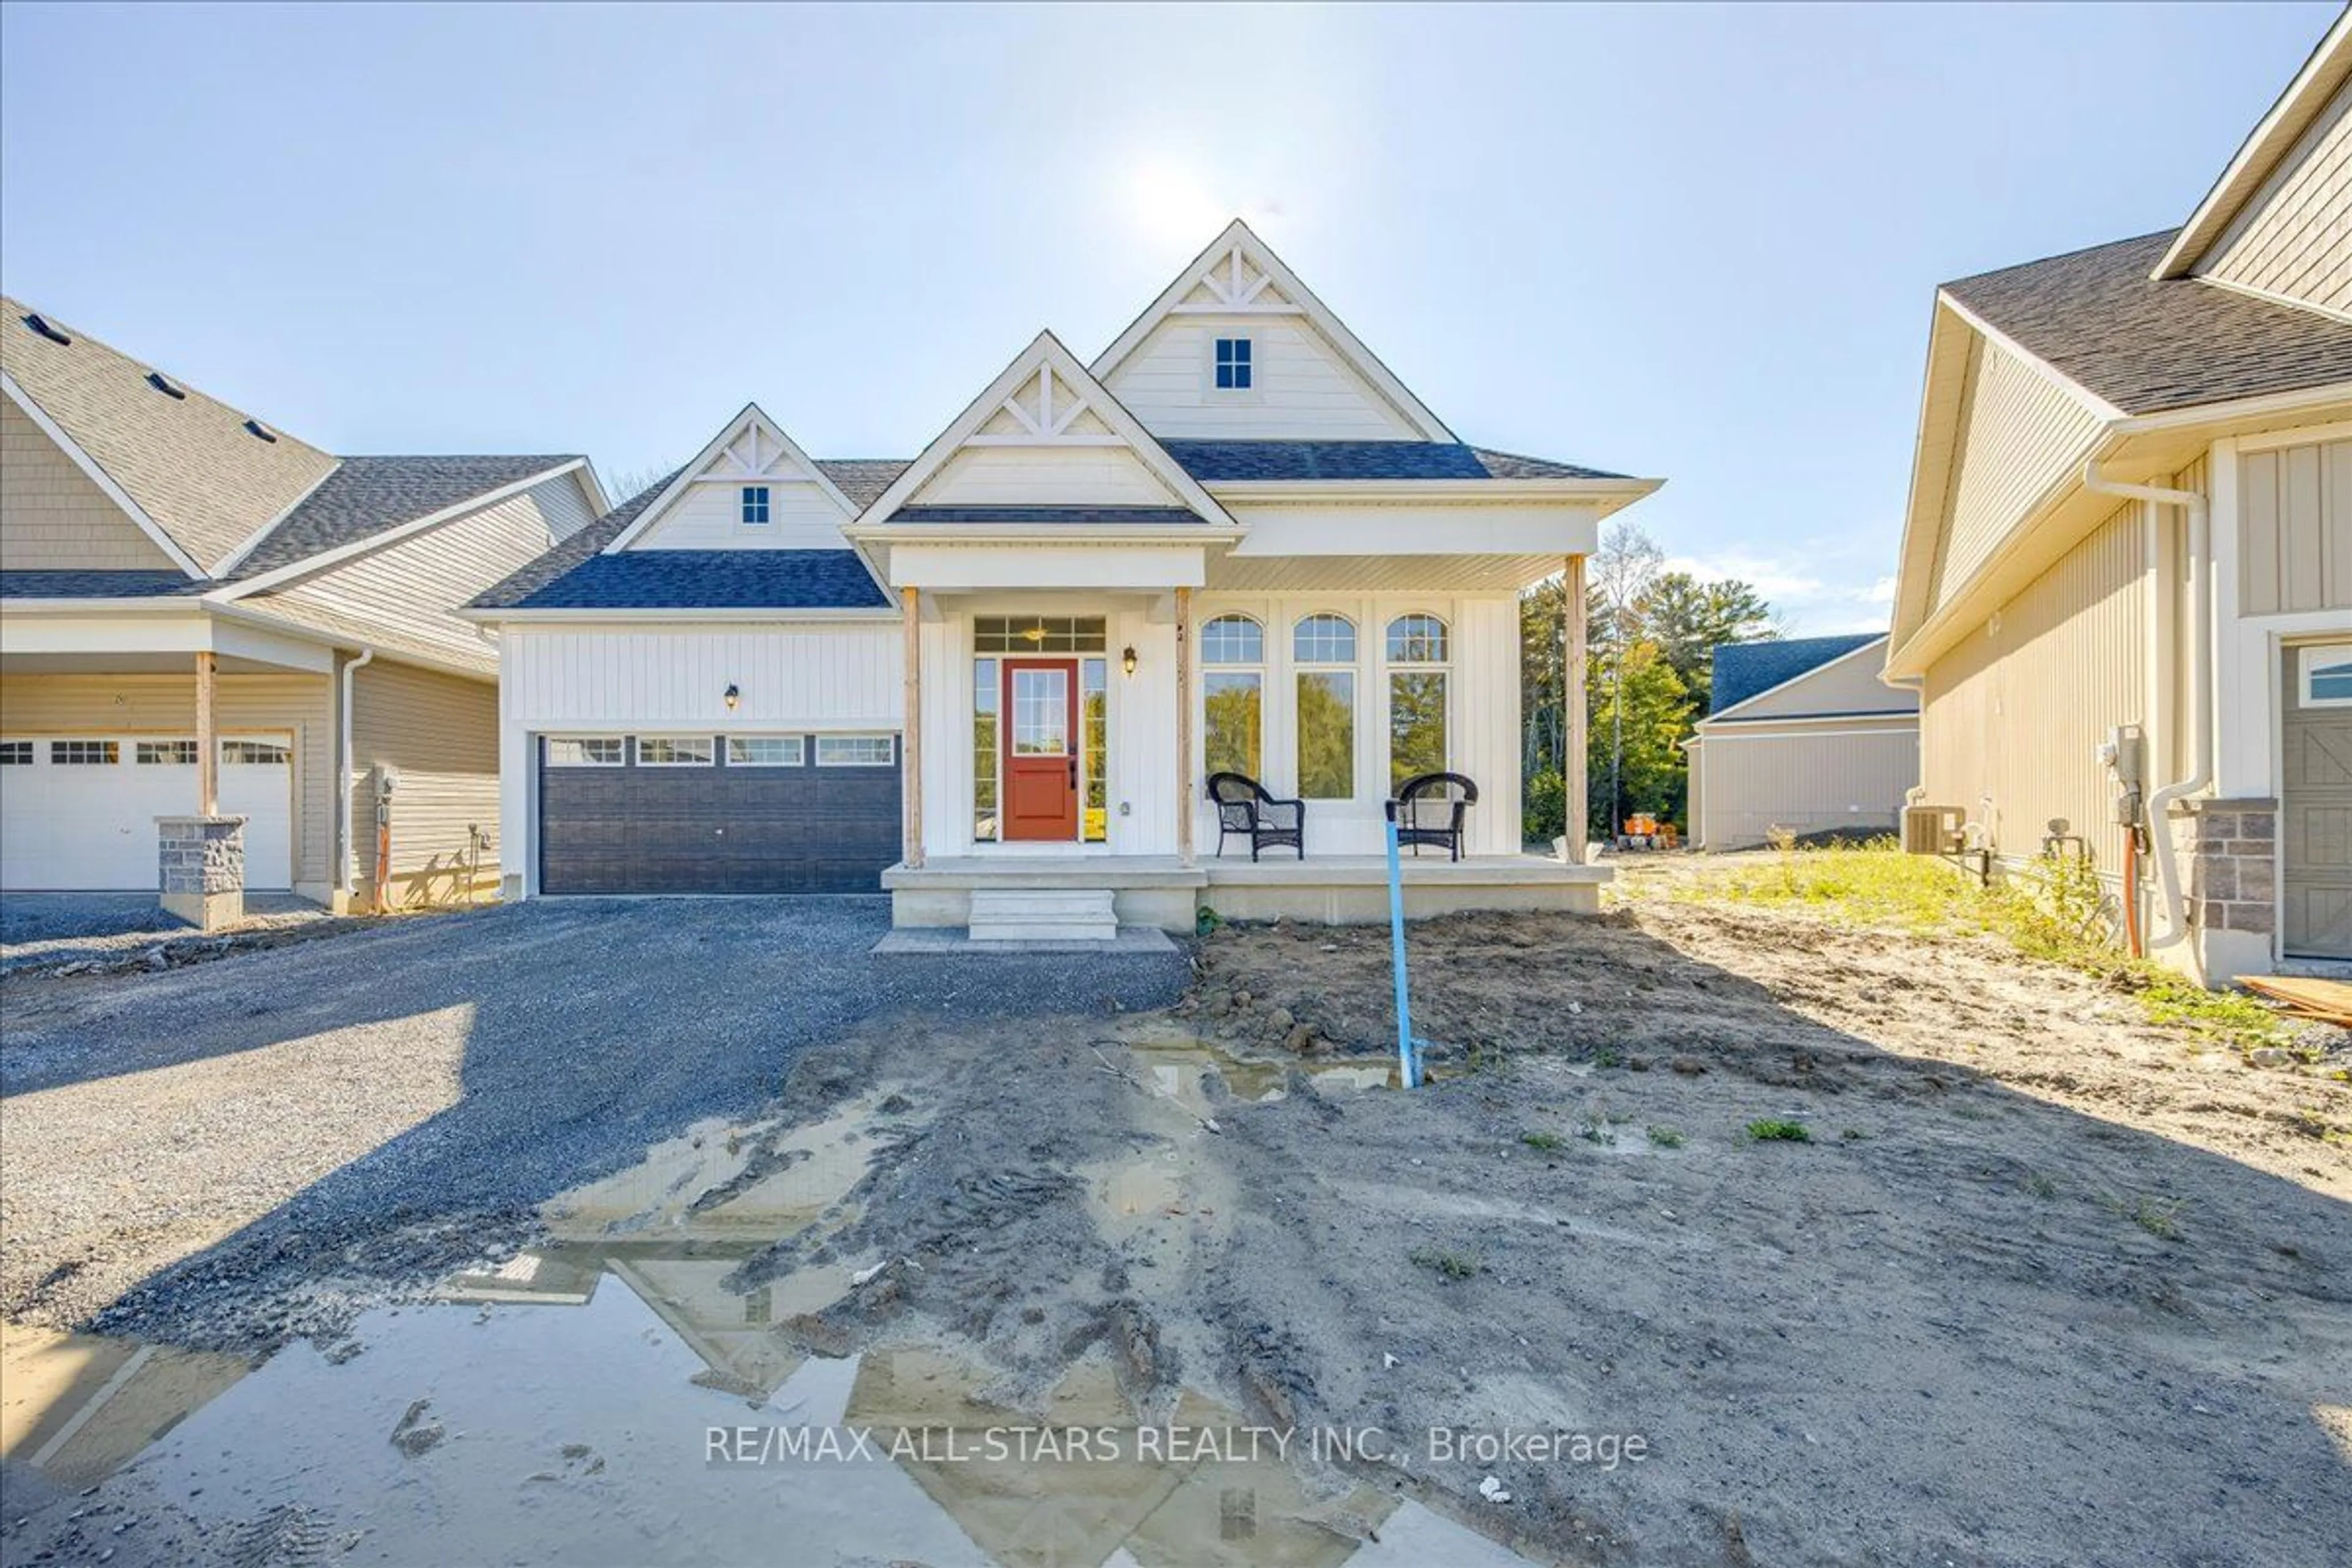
[467,222,1659,935]
[1684,633,1919,851]
[1886,10,2352,981]
[1,298,606,920]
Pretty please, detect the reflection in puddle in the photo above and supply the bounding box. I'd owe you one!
[1118,1030,1404,1104]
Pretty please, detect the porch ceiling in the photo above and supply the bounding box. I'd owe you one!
[1205,552,1564,592]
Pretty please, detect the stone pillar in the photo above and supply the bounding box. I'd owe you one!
[157,815,247,931]
[2166,797,2278,982]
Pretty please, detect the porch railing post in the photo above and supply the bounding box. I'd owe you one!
[1175,585,1194,866]
[902,586,924,870]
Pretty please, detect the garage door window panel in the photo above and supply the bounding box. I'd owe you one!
[817,735,895,767]
[0,742,29,766]
[547,738,624,767]
[727,736,806,767]
[137,740,200,766]
[51,741,119,766]
[638,736,716,766]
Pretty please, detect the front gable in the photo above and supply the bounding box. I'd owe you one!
[1091,221,1452,443]
[609,404,859,552]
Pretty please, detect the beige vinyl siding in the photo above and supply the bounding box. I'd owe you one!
[253,475,579,670]
[1717,645,1912,723]
[1929,334,2107,614]
[1103,317,1419,440]
[2241,436,2352,614]
[0,670,334,892]
[349,660,499,907]
[1690,720,1918,850]
[0,399,179,571]
[1919,497,2148,874]
[2199,80,2352,317]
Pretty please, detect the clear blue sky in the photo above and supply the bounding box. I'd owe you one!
[2,2,2335,630]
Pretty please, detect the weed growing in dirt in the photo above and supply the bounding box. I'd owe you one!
[1683,845,2286,1049]
[1841,1127,1870,1141]
[2108,1194,2185,1240]
[1645,1125,1684,1148]
[2024,1172,2059,1199]
[1409,1248,1482,1280]
[1521,1131,1565,1152]
[1745,1118,1812,1143]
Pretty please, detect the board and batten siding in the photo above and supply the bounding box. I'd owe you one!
[632,475,850,551]
[349,660,500,907]
[1929,333,2107,616]
[2199,78,2352,317]
[1690,721,1919,850]
[498,622,903,895]
[0,398,180,571]
[2241,436,2352,615]
[0,670,334,895]
[1103,317,1420,441]
[254,475,589,669]
[1920,497,2148,876]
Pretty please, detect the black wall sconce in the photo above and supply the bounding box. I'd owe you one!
[1121,646,1138,677]
[723,683,741,710]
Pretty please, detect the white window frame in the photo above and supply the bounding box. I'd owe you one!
[546,737,625,767]
[1200,614,1265,782]
[1384,612,1451,790]
[1210,334,1254,393]
[637,735,716,766]
[741,485,771,526]
[0,741,31,766]
[221,739,291,766]
[136,739,201,766]
[1292,611,1359,801]
[815,734,896,767]
[2297,643,2352,709]
[726,735,805,767]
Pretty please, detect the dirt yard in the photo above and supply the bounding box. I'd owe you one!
[4,865,2349,1567]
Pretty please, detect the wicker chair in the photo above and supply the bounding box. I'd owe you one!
[1207,772,1305,861]
[1389,772,1479,861]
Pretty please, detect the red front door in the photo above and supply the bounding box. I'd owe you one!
[1002,659,1079,841]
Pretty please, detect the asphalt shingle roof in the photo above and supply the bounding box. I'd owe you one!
[0,570,213,599]
[816,460,911,510]
[1161,440,1626,483]
[2,296,339,574]
[230,454,579,578]
[1709,633,1885,715]
[1942,232,2352,416]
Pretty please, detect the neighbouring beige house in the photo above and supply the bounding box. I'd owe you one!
[1,298,605,918]
[1684,633,1919,850]
[1887,11,2352,981]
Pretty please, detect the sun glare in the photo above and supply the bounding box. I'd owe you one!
[1121,160,1232,245]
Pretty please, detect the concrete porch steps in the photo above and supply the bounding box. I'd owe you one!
[967,887,1118,942]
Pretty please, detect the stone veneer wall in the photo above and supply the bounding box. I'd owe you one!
[2169,797,2278,940]
[157,815,246,930]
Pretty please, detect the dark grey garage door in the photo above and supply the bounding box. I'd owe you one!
[538,734,901,894]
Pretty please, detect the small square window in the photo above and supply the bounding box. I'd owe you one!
[546,737,625,767]
[136,739,200,765]
[815,734,895,767]
[0,741,32,765]
[741,486,771,526]
[1215,337,1252,391]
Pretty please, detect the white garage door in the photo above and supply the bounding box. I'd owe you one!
[0,734,295,891]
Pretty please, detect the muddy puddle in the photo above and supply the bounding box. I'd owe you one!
[1,1078,1541,1567]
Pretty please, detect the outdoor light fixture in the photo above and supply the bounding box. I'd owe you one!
[723,684,740,710]
[1121,646,1138,676]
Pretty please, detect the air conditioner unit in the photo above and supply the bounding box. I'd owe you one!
[1902,805,1965,856]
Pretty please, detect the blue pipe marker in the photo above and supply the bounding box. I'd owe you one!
[1384,805,1420,1088]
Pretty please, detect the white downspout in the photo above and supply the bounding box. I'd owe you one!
[2081,462,2208,957]
[339,646,376,902]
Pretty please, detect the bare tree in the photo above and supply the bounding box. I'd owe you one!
[602,463,677,505]
[1589,519,1665,832]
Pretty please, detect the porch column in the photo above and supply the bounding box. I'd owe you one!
[194,650,219,815]
[1562,554,1588,864]
[901,586,924,869]
[1175,585,1194,865]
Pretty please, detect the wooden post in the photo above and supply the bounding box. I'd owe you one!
[1174,585,1194,866]
[194,650,219,816]
[901,586,924,870]
[1562,555,1588,864]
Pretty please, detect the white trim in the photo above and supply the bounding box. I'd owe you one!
[2296,642,2352,708]
[1088,220,1456,442]
[725,734,807,767]
[2186,271,2352,326]
[1700,636,1893,724]
[459,605,901,626]
[2231,416,2352,453]
[604,403,860,552]
[211,459,593,598]
[635,734,717,766]
[2110,380,2352,435]
[1931,292,2129,423]
[545,736,626,767]
[815,733,898,767]
[211,457,348,577]
[1684,724,1921,744]
[1695,710,1918,733]
[843,331,1243,534]
[0,371,207,578]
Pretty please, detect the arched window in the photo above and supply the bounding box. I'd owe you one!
[1292,613,1357,799]
[1200,616,1264,778]
[1385,614,1449,789]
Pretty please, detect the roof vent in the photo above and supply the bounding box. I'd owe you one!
[243,418,277,443]
[146,371,187,400]
[21,313,70,346]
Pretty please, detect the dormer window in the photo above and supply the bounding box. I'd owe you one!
[741,485,771,525]
[1214,337,1252,390]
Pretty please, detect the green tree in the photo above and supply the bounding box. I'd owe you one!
[1642,571,1776,709]
[1586,639,1689,831]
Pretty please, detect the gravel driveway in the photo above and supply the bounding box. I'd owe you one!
[0,896,1186,1348]
[0,891,327,972]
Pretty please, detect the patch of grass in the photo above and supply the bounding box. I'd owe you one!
[1409,1248,1482,1281]
[1520,1130,1564,1153]
[1592,1044,1624,1070]
[1681,844,2287,1049]
[1645,1125,1685,1148]
[2024,1172,2059,1200]
[2106,1193,2185,1240]
[1744,1118,1812,1143]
